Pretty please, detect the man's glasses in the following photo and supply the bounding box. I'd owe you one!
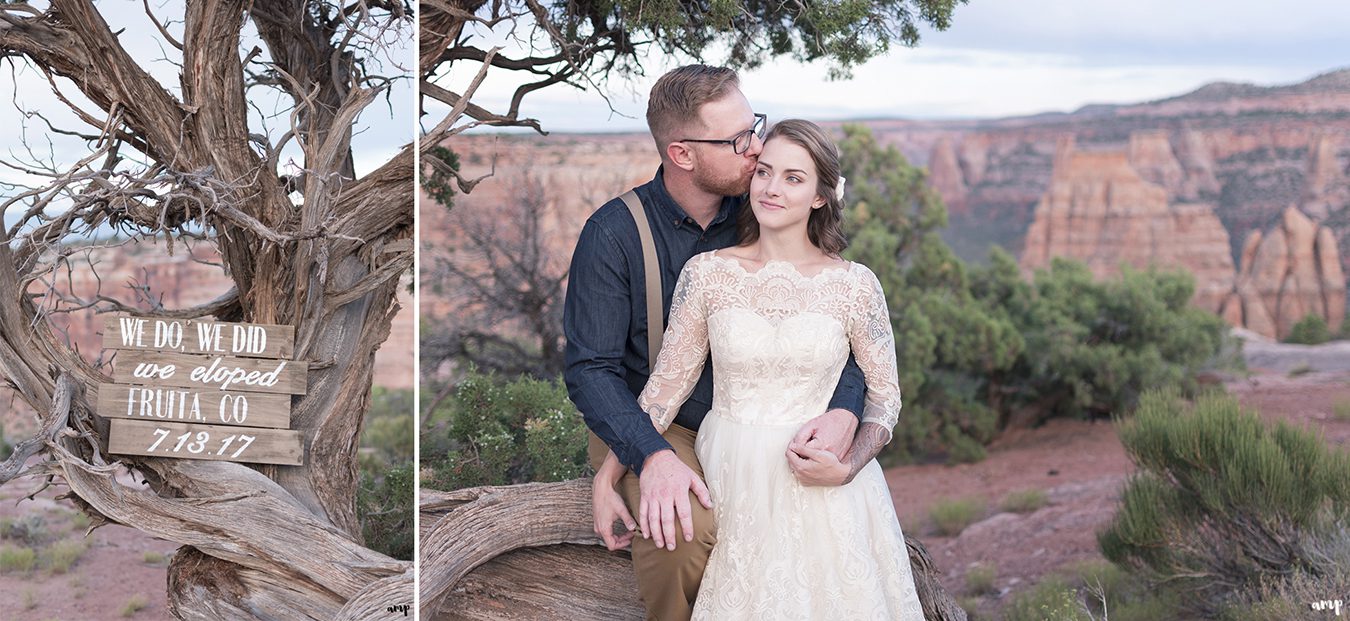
[681,113,767,154]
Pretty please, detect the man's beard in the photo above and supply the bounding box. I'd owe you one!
[693,164,751,197]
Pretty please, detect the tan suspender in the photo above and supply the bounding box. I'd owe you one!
[620,190,663,364]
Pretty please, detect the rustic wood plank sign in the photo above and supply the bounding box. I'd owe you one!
[108,420,303,466]
[96,386,291,429]
[103,316,294,359]
[102,315,307,466]
[111,350,308,395]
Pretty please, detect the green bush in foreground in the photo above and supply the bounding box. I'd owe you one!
[422,368,587,490]
[1099,389,1350,617]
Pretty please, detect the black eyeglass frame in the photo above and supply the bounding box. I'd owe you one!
[680,113,767,154]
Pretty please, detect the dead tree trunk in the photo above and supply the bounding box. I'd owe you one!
[0,2,413,617]
[419,480,968,620]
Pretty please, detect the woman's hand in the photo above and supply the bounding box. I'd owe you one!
[592,452,637,550]
[786,441,851,486]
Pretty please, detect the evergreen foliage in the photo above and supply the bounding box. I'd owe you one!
[356,388,415,560]
[1099,390,1350,616]
[422,368,589,490]
[1285,312,1332,345]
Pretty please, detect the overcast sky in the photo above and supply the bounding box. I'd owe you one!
[1,1,412,224]
[451,0,1350,133]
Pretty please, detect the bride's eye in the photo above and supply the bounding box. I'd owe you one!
[755,168,768,177]
[787,175,802,183]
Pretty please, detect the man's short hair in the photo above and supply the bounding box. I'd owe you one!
[646,65,740,157]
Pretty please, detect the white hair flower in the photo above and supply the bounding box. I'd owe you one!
[834,176,847,202]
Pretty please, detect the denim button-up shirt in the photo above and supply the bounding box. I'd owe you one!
[563,167,867,474]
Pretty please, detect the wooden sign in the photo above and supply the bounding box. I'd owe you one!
[111,350,307,395]
[103,316,294,359]
[102,315,307,466]
[97,385,291,429]
[108,420,303,466]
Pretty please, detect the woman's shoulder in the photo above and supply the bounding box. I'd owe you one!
[841,260,884,289]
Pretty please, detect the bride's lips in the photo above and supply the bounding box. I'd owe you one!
[757,200,786,211]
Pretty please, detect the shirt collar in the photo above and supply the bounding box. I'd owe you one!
[651,165,742,230]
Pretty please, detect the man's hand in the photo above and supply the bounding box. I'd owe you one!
[638,450,712,552]
[785,442,850,486]
[791,408,858,459]
[592,474,637,551]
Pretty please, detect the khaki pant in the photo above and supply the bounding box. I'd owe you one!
[589,425,716,621]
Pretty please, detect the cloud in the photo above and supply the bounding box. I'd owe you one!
[449,0,1350,132]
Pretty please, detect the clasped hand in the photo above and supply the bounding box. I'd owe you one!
[786,408,857,486]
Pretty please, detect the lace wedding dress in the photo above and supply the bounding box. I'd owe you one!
[638,251,924,620]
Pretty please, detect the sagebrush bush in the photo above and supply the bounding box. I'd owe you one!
[1000,488,1048,514]
[1099,389,1350,616]
[422,368,587,490]
[928,497,986,537]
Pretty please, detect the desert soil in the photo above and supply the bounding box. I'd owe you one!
[885,334,1350,617]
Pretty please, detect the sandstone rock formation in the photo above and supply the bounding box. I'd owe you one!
[1020,139,1235,312]
[1219,207,1346,339]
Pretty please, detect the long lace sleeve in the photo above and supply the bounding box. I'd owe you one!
[637,257,710,432]
[847,266,902,441]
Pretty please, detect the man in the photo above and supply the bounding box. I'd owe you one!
[563,65,869,620]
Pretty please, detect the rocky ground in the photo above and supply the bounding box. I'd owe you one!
[885,331,1350,618]
[0,466,178,620]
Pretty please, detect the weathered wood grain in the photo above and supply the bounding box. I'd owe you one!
[109,419,303,466]
[112,350,308,395]
[97,384,292,429]
[420,480,968,621]
[103,316,296,359]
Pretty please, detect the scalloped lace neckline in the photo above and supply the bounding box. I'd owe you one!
[708,251,853,281]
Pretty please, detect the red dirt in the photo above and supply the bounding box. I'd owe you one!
[884,368,1350,617]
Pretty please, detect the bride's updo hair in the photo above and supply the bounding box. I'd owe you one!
[737,119,849,256]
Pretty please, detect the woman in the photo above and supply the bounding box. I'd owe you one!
[593,119,924,619]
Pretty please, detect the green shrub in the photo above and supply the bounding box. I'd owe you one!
[1099,390,1350,617]
[957,595,983,621]
[0,544,37,574]
[357,388,414,561]
[1000,488,1048,514]
[928,497,985,537]
[964,563,996,595]
[1002,578,1091,621]
[1333,400,1350,422]
[0,514,50,546]
[1285,313,1331,345]
[1218,562,1350,620]
[41,539,86,573]
[0,421,12,461]
[120,593,149,617]
[422,369,587,490]
[142,551,166,565]
[358,463,413,560]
